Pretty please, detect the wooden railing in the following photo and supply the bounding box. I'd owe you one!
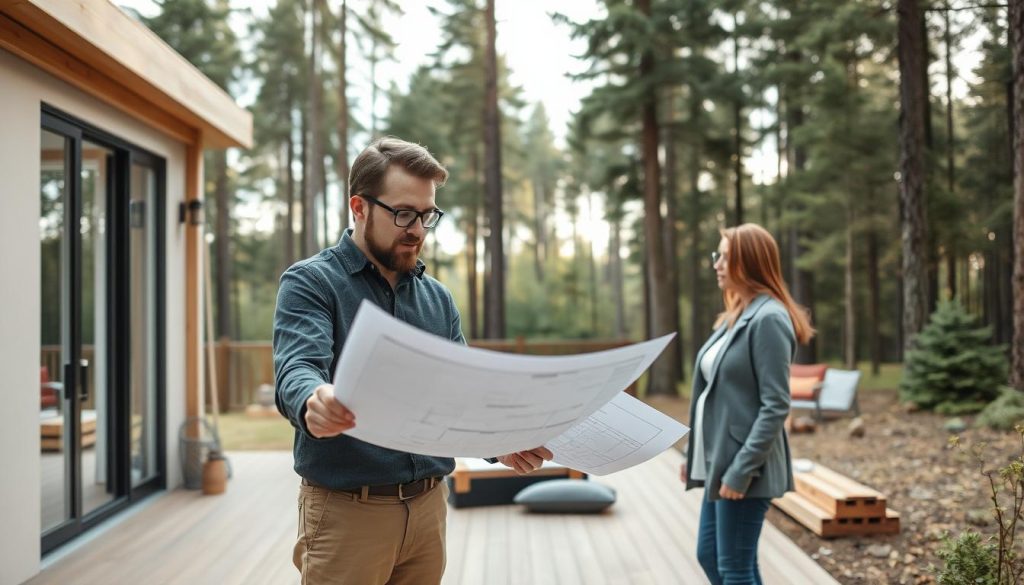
[43,338,638,412]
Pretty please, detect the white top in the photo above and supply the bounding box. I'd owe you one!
[690,334,728,481]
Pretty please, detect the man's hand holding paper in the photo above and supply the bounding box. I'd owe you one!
[304,384,356,438]
[496,447,554,474]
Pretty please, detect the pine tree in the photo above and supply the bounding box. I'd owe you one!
[1010,0,1024,390]
[899,301,1007,414]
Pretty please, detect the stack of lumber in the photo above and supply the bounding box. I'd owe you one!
[773,462,899,538]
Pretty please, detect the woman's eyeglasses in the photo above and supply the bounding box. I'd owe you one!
[711,251,727,266]
[360,195,445,229]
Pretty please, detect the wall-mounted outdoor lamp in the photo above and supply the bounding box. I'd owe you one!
[178,199,204,225]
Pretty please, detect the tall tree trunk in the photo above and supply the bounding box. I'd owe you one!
[898,0,932,352]
[337,0,350,238]
[922,8,938,316]
[776,83,790,281]
[689,118,704,365]
[587,191,599,335]
[733,15,744,226]
[467,149,481,340]
[276,143,290,276]
[466,208,480,340]
[213,150,233,340]
[788,97,817,363]
[1000,229,1013,345]
[533,178,546,282]
[369,42,379,138]
[642,243,652,344]
[638,0,679,396]
[867,215,882,375]
[844,203,856,370]
[321,127,329,247]
[285,129,296,266]
[482,0,505,339]
[299,104,309,258]
[944,4,957,300]
[958,255,966,311]
[984,249,1001,337]
[1011,0,1024,389]
[610,215,626,338]
[663,94,684,381]
[844,60,858,370]
[305,0,323,254]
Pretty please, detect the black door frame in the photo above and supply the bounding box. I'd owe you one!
[40,105,167,555]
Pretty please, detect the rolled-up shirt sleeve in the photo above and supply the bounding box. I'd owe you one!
[273,265,336,440]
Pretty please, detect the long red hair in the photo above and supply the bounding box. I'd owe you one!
[714,224,815,344]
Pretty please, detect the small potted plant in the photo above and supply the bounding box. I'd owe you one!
[202,449,228,495]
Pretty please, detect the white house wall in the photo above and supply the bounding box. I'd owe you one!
[0,47,188,585]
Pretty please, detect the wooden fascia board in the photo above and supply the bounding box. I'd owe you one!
[0,12,204,147]
[1,0,252,149]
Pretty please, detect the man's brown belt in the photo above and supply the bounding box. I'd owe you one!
[302,476,441,500]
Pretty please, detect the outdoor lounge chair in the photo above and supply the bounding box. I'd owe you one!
[791,368,862,420]
[789,364,827,421]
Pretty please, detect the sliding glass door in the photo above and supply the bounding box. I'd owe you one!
[39,107,165,554]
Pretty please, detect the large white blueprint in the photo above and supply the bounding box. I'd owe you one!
[332,301,681,469]
[547,392,688,475]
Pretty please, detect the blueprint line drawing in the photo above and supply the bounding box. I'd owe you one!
[546,392,689,475]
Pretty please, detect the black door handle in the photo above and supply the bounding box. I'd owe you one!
[63,362,73,402]
[79,358,89,402]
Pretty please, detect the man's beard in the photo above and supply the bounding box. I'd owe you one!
[365,212,423,275]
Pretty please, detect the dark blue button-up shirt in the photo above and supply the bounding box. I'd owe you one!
[273,230,464,490]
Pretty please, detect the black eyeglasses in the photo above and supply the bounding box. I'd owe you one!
[711,251,727,266]
[360,195,445,229]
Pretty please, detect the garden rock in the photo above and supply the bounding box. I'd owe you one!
[848,417,866,438]
[908,486,935,500]
[942,417,966,433]
[866,544,892,558]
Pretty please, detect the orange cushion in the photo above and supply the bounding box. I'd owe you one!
[790,376,820,400]
[790,363,827,381]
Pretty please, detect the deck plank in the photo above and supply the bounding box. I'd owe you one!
[26,450,838,585]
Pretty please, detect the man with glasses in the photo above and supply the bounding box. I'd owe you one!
[273,136,551,585]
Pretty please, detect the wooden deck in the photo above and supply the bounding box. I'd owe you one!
[28,450,838,585]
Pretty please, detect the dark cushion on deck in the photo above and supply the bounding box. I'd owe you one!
[513,479,616,513]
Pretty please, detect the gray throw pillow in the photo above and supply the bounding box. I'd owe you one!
[513,479,616,513]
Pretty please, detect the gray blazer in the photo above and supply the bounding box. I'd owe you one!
[685,294,796,500]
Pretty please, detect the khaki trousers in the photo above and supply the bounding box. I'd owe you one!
[293,480,448,585]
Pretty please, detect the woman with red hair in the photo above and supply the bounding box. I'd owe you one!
[680,223,814,584]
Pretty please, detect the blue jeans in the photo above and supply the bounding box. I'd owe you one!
[696,494,772,585]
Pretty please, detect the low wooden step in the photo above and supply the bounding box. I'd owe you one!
[773,492,900,538]
[794,463,886,519]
